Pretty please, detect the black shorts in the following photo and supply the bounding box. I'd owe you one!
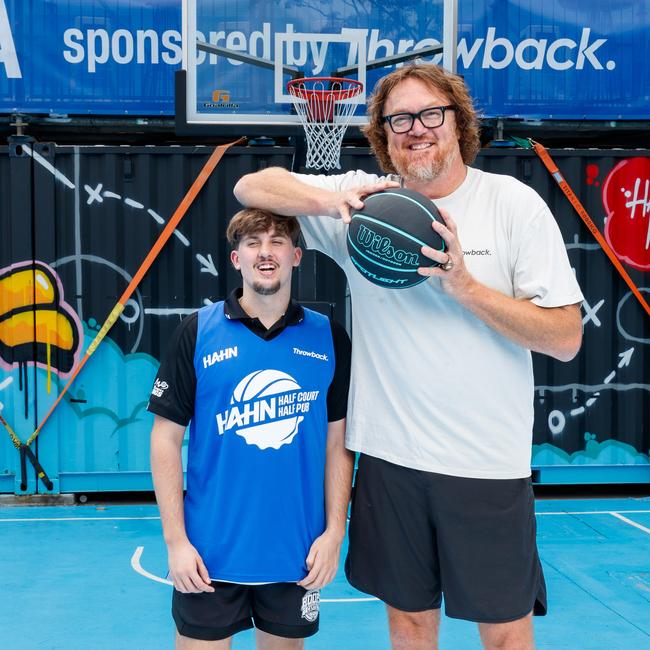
[172,582,320,641]
[345,454,547,623]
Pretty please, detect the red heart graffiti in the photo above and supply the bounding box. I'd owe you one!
[602,157,650,271]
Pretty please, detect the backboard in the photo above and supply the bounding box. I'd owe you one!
[177,0,458,137]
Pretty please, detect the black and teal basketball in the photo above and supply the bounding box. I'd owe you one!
[346,188,445,289]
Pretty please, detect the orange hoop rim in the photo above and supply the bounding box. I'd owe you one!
[286,76,364,101]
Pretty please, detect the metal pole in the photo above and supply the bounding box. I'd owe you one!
[443,0,458,73]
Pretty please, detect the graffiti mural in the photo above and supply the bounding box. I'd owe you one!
[0,145,648,493]
[0,145,225,492]
[531,154,650,470]
[0,261,82,437]
[603,157,650,271]
[0,260,82,376]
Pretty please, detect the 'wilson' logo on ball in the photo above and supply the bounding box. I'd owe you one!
[356,224,420,266]
[346,187,444,289]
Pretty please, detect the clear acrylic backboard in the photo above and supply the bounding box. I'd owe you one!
[177,0,457,137]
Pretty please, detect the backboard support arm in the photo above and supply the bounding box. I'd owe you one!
[196,40,301,78]
[332,44,443,78]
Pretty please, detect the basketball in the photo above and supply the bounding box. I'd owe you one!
[346,188,446,289]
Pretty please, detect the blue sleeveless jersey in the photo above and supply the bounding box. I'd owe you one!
[185,302,335,583]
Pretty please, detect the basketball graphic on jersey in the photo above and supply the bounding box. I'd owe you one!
[217,369,314,450]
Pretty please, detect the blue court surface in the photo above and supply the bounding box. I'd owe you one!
[1,496,649,649]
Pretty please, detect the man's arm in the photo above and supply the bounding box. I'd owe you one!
[150,415,214,593]
[420,209,583,361]
[298,418,354,590]
[234,167,398,222]
[453,286,581,362]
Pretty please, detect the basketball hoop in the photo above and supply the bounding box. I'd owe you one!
[287,77,364,171]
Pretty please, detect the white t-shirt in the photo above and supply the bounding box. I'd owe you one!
[295,166,584,479]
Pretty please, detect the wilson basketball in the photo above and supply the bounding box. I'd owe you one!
[346,188,445,289]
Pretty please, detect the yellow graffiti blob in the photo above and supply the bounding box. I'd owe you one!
[0,267,56,309]
[0,262,82,386]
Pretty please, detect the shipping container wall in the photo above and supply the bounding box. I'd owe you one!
[0,145,648,493]
[478,150,650,483]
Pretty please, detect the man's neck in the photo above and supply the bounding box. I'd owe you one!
[239,289,291,329]
[404,163,468,200]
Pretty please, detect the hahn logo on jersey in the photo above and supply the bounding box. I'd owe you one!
[215,369,319,450]
[203,346,238,367]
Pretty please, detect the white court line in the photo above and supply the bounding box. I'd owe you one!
[609,512,650,535]
[3,513,646,600]
[131,546,172,586]
[2,510,650,523]
[0,516,161,523]
[321,597,379,603]
[131,546,379,602]
[536,510,650,516]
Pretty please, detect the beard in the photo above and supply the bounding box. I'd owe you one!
[252,280,281,296]
[388,140,455,183]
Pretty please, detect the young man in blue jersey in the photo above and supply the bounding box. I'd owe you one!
[148,208,353,649]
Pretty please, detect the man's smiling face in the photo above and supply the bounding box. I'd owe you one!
[230,229,301,297]
[383,77,462,184]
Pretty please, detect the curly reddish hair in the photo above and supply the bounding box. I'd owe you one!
[362,64,481,174]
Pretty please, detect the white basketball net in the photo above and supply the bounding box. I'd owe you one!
[287,78,363,171]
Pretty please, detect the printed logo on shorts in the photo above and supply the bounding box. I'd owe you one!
[300,589,320,622]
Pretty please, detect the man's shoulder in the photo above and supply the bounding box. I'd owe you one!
[472,166,543,200]
[298,307,347,343]
[197,300,225,321]
[300,305,331,327]
[469,167,537,194]
[294,169,386,191]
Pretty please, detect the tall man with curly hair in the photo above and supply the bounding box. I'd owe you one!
[234,64,583,649]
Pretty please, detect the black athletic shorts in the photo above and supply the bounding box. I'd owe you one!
[345,454,547,623]
[172,582,320,641]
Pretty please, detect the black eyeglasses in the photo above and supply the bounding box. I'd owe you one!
[383,105,455,134]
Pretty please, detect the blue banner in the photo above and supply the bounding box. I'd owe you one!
[1,0,181,115]
[1,0,648,119]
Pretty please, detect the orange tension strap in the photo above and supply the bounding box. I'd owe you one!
[530,139,650,320]
[26,138,245,446]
